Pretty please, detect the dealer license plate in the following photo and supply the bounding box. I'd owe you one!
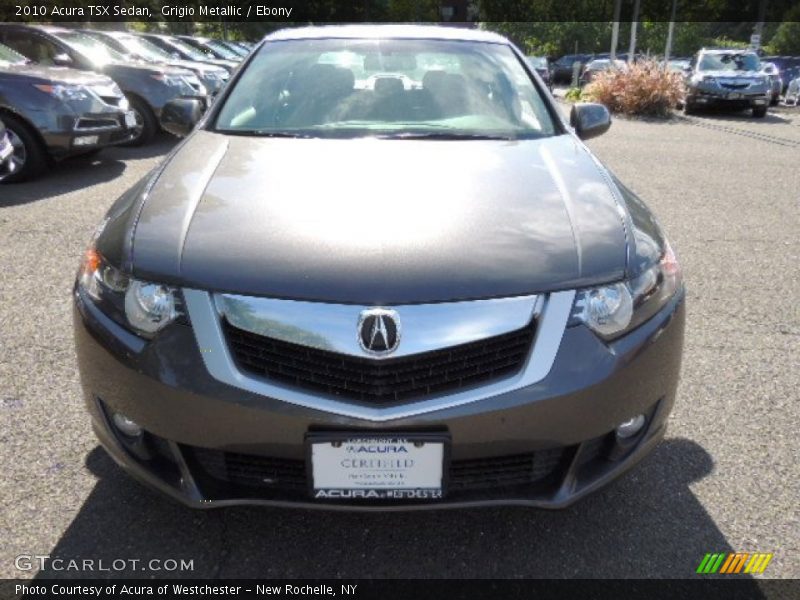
[124,111,137,128]
[308,435,446,500]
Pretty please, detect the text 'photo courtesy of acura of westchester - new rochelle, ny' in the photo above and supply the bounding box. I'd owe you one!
[73,25,685,510]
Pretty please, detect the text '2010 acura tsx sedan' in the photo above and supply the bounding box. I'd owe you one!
[73,25,685,510]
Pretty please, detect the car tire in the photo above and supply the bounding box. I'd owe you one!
[120,95,157,147]
[0,114,48,184]
[752,106,768,118]
[682,101,696,116]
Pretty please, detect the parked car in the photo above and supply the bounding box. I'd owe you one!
[0,25,208,146]
[137,33,238,73]
[74,25,685,510]
[0,116,14,180]
[580,58,627,86]
[666,58,690,72]
[761,55,800,93]
[0,41,135,182]
[526,55,551,90]
[551,53,592,84]
[177,36,244,62]
[80,30,229,96]
[760,62,783,105]
[683,48,770,117]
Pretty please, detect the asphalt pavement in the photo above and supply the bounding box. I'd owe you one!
[0,106,798,580]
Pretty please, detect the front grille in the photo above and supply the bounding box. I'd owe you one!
[189,446,564,495]
[223,320,535,405]
[75,117,120,130]
[720,83,749,90]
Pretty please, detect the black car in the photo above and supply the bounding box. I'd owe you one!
[551,53,592,84]
[74,26,685,510]
[0,42,135,182]
[0,24,208,146]
[526,56,552,90]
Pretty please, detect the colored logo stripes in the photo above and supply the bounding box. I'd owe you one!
[696,552,773,574]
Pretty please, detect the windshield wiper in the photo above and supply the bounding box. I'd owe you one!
[220,130,317,138]
[377,132,518,141]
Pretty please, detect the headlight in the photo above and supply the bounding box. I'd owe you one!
[571,241,682,340]
[78,246,183,338]
[701,76,716,84]
[33,83,91,102]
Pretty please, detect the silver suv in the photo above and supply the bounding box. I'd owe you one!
[684,48,770,117]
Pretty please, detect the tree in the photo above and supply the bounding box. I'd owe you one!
[767,7,800,54]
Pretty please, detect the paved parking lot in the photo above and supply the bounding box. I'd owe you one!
[0,106,798,580]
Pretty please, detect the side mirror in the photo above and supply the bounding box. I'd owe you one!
[52,53,73,67]
[569,102,611,141]
[160,98,204,137]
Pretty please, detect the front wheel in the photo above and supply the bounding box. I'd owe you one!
[120,95,157,147]
[752,106,767,118]
[0,114,48,183]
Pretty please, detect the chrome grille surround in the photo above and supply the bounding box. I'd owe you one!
[184,289,575,421]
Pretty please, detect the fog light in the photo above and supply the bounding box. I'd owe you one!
[112,412,142,437]
[616,414,645,439]
[74,135,99,146]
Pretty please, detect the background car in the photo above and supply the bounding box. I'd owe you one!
[683,48,770,118]
[551,53,592,84]
[0,25,208,146]
[0,41,135,182]
[760,55,800,93]
[666,58,690,72]
[580,58,627,86]
[80,30,229,96]
[526,55,552,90]
[137,33,238,73]
[760,62,783,105]
[177,36,244,62]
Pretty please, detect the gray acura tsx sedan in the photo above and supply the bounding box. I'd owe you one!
[73,25,685,509]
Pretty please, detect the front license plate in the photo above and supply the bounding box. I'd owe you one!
[124,111,137,128]
[728,92,741,99]
[308,434,447,500]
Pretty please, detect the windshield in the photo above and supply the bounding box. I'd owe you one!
[698,52,760,72]
[117,35,173,61]
[205,40,239,60]
[57,31,126,65]
[527,56,547,68]
[164,37,208,61]
[0,42,27,65]
[215,38,557,140]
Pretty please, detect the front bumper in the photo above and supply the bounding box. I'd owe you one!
[687,85,770,109]
[73,288,686,510]
[43,111,137,159]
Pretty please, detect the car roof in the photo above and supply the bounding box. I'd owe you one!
[263,24,509,45]
[699,47,757,54]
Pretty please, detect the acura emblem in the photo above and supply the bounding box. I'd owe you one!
[358,308,401,355]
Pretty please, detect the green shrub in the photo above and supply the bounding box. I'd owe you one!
[564,87,583,102]
[582,60,684,117]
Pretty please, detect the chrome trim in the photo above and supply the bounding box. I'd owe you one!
[184,290,575,422]
[74,117,122,132]
[215,293,539,359]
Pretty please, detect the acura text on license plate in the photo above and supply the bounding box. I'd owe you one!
[307,434,448,500]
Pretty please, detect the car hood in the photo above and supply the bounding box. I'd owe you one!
[102,61,191,77]
[696,70,765,80]
[129,131,628,304]
[0,63,112,86]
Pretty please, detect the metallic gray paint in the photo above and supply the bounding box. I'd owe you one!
[128,132,627,303]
